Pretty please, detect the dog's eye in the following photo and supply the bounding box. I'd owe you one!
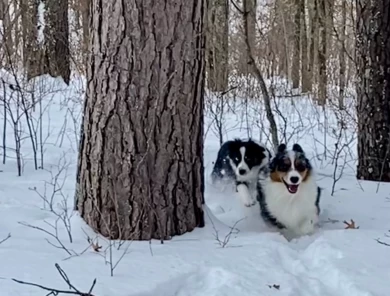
[295,163,306,172]
[235,157,239,161]
[278,164,289,172]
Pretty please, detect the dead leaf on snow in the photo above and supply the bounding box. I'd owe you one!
[91,241,102,252]
[343,219,359,229]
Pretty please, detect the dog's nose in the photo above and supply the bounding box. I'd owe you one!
[239,169,247,175]
[290,176,299,184]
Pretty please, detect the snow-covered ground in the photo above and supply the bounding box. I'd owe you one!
[0,74,389,296]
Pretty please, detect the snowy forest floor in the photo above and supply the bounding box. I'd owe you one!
[0,74,389,296]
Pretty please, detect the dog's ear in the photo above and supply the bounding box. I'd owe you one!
[306,158,312,170]
[276,143,287,154]
[292,143,304,154]
[269,159,276,171]
[268,154,278,171]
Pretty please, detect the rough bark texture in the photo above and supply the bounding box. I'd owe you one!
[43,0,70,84]
[80,0,90,65]
[0,0,14,68]
[75,0,206,240]
[247,0,256,52]
[317,0,327,106]
[356,0,390,181]
[206,0,229,92]
[292,0,301,89]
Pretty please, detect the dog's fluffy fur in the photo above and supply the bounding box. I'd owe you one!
[211,138,271,207]
[257,143,321,238]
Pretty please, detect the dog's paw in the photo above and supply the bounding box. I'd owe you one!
[244,199,256,207]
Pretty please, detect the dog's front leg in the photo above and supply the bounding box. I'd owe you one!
[236,182,256,207]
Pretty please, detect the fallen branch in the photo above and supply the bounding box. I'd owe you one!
[376,238,390,247]
[12,263,97,295]
[0,233,11,245]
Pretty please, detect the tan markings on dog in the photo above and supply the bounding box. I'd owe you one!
[270,170,286,183]
[301,169,311,181]
[270,157,291,182]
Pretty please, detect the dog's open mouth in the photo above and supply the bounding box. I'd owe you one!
[283,180,299,194]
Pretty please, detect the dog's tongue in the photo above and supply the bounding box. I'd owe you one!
[288,185,299,193]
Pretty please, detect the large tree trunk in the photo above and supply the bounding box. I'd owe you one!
[75,0,206,240]
[43,0,70,84]
[206,0,229,92]
[356,0,390,181]
[291,0,301,89]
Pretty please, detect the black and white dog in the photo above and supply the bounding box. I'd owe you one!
[211,138,271,207]
[257,143,321,238]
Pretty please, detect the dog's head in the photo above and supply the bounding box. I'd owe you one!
[269,143,312,194]
[228,139,270,178]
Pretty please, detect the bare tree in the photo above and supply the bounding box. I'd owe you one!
[75,0,206,240]
[300,0,310,92]
[231,0,279,149]
[44,0,70,84]
[338,0,346,109]
[356,0,390,181]
[20,0,41,80]
[207,0,229,92]
[317,0,327,106]
[308,0,318,92]
[0,0,14,67]
[292,0,301,89]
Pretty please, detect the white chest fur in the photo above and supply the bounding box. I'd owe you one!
[261,177,319,236]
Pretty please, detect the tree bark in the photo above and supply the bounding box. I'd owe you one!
[356,0,390,181]
[239,0,256,75]
[21,0,43,80]
[292,0,301,89]
[300,0,310,92]
[307,0,317,92]
[80,0,90,65]
[338,0,346,109]
[247,0,257,53]
[317,0,327,106]
[43,0,70,84]
[75,0,206,240]
[0,0,14,68]
[206,0,229,92]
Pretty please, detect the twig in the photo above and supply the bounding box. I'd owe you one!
[376,238,390,247]
[18,221,74,256]
[0,233,11,245]
[12,263,96,295]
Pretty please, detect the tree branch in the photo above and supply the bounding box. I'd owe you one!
[12,263,96,295]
